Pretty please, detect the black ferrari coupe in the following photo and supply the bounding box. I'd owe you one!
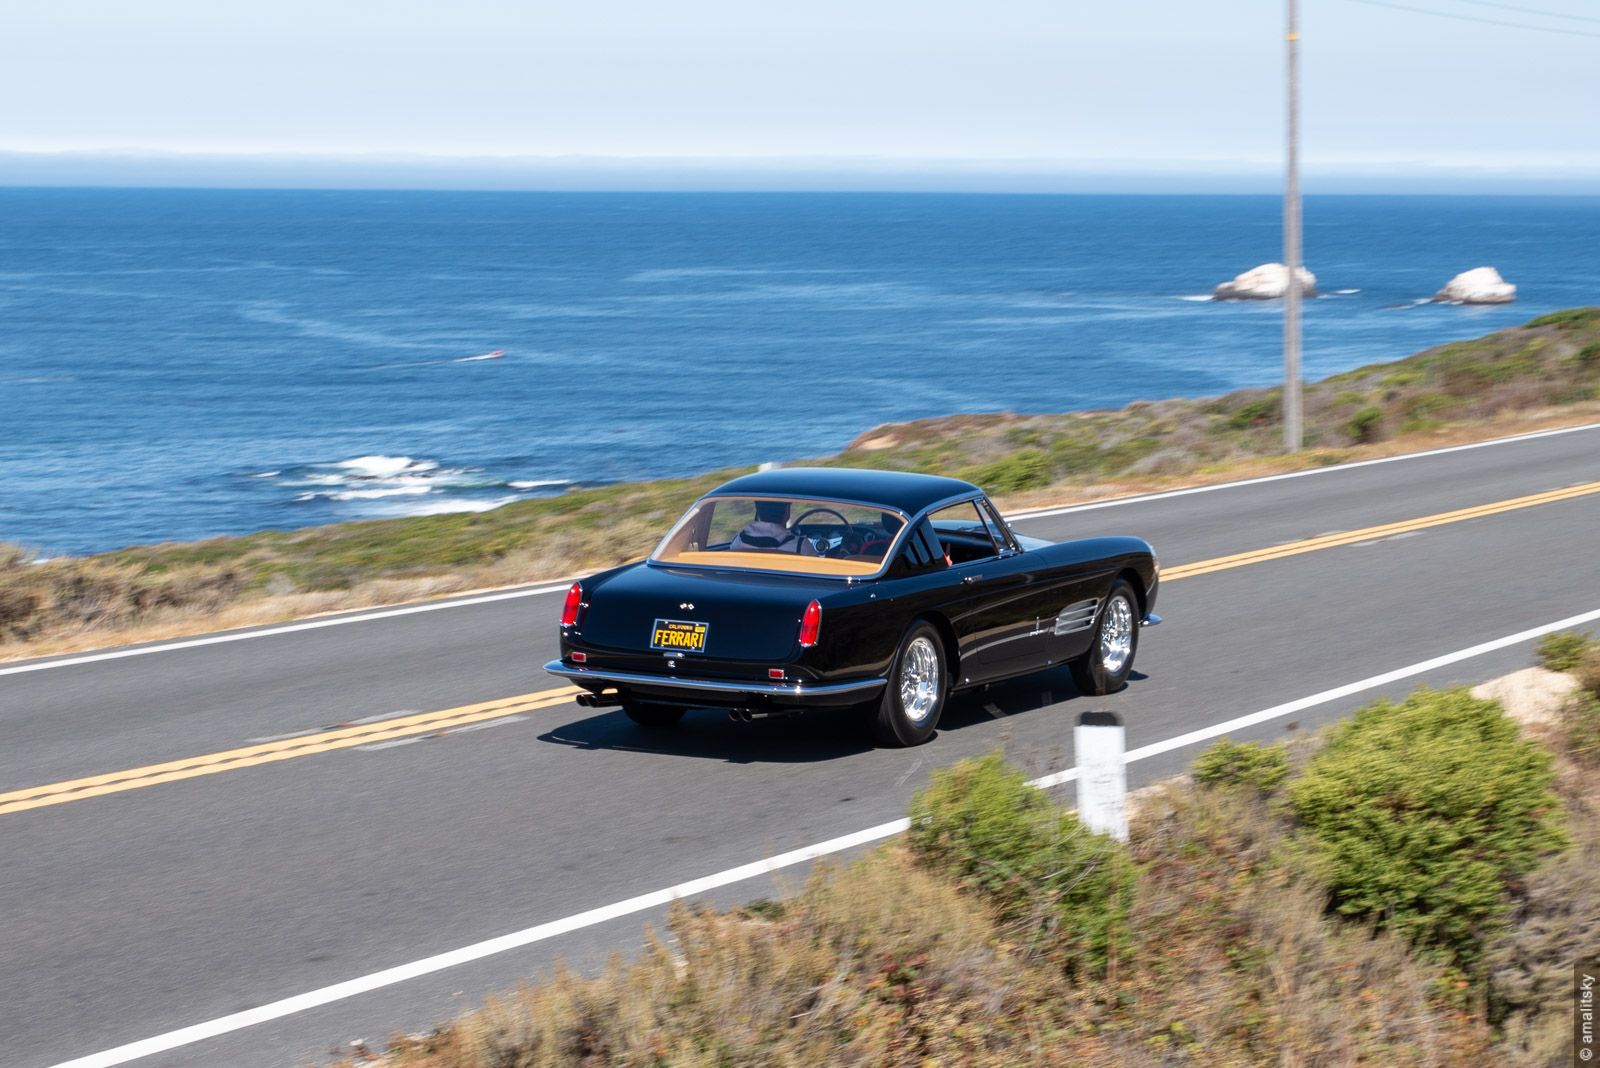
[545,467,1159,746]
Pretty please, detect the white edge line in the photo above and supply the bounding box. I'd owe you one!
[1006,420,1600,520]
[47,604,1600,1068]
[9,419,1598,678]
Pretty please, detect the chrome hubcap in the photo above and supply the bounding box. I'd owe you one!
[1099,595,1135,675]
[899,636,940,726]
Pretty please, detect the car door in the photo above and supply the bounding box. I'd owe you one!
[920,500,1038,686]
[969,497,1109,672]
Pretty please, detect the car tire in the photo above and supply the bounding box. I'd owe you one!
[1069,578,1140,697]
[869,621,947,747]
[621,698,686,729]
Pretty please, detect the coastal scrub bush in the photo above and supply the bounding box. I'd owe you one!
[1528,306,1600,329]
[1577,647,1600,699]
[1561,693,1600,766]
[907,753,1132,976]
[1191,738,1290,793]
[1577,340,1600,367]
[1290,687,1566,966]
[1485,799,1600,1060]
[1536,629,1593,673]
[959,449,1050,494]
[0,588,41,641]
[1227,396,1277,430]
[1346,405,1383,443]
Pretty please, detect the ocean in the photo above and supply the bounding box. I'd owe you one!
[2,189,1597,556]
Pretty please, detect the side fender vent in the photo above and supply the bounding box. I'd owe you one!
[1054,599,1100,636]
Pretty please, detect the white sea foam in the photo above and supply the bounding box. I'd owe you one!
[325,485,435,501]
[335,455,434,479]
[382,496,517,517]
[1178,295,1213,302]
[271,455,542,516]
[1334,288,1361,295]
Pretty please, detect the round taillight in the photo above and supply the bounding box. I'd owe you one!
[560,582,583,627]
[798,599,822,648]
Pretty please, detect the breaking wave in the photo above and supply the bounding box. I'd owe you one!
[246,455,573,519]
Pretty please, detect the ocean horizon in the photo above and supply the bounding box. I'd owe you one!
[3,188,1597,556]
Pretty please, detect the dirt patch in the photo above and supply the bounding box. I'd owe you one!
[1471,667,1579,730]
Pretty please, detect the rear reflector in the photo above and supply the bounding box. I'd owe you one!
[768,668,784,679]
[571,651,588,663]
[798,599,822,647]
[560,582,583,627]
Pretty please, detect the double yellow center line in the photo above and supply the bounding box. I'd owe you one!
[0,688,579,816]
[1162,479,1600,581]
[5,477,1599,817]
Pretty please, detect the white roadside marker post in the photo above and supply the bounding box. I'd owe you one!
[1075,711,1129,842]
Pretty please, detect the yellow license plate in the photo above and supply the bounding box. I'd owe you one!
[651,618,708,653]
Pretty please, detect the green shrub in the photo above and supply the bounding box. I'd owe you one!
[907,753,1131,976]
[960,449,1051,494]
[1191,739,1290,793]
[1290,688,1566,967]
[1575,340,1600,367]
[1578,648,1600,700]
[1380,370,1425,388]
[1346,406,1383,443]
[1528,307,1600,329]
[1536,630,1593,673]
[1484,811,1600,1059]
[1562,693,1600,766]
[1228,397,1277,430]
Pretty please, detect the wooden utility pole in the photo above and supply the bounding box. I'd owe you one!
[1284,0,1304,452]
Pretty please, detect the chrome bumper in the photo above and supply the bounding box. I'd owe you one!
[543,660,886,699]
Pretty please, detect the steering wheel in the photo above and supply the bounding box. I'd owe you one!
[790,506,855,555]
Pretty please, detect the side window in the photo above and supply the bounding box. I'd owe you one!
[927,501,999,565]
[891,519,947,575]
[976,498,1016,553]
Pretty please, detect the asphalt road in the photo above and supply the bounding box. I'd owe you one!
[4,424,1600,1068]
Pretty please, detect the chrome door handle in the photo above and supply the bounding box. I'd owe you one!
[962,574,981,584]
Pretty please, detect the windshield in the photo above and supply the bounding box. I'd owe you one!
[651,495,910,577]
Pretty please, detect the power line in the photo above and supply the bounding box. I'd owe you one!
[1448,0,1600,26]
[1342,0,1600,38]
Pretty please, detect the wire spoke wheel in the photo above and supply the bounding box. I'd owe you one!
[1070,578,1140,697]
[871,621,946,747]
[898,635,941,727]
[1098,595,1134,676]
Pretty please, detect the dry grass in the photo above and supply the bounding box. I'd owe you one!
[307,654,1600,1068]
[7,308,1600,663]
[330,782,1508,1068]
[313,665,1600,1068]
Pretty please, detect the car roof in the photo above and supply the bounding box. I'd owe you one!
[706,467,981,515]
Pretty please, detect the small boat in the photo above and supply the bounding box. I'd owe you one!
[457,349,505,362]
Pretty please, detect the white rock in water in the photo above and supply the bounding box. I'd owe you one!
[1212,263,1318,301]
[1433,266,1516,305]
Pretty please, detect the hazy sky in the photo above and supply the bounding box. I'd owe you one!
[4,0,1597,187]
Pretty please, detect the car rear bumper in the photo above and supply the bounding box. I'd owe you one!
[543,660,886,708]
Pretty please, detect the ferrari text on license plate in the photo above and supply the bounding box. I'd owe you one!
[651,618,709,653]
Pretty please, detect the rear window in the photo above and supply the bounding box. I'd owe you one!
[652,495,910,577]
